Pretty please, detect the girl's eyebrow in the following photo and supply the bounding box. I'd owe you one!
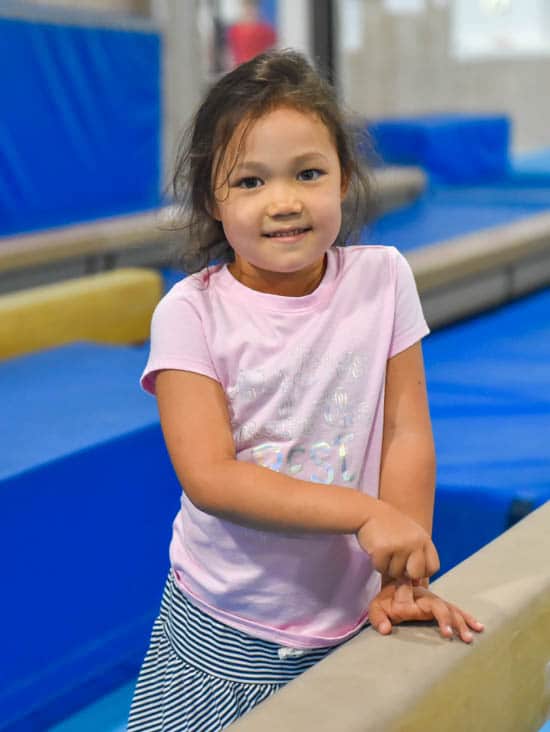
[234,152,330,174]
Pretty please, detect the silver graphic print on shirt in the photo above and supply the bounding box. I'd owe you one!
[226,344,371,485]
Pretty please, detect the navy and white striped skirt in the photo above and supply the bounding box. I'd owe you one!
[127,571,336,731]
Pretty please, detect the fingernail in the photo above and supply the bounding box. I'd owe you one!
[464,631,473,642]
[445,625,453,636]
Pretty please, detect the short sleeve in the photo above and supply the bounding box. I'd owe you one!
[388,248,430,358]
[140,289,219,395]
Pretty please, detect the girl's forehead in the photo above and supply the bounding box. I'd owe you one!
[223,106,335,162]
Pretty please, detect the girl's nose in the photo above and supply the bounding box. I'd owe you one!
[266,189,303,218]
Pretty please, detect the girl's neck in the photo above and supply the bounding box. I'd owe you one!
[228,255,327,297]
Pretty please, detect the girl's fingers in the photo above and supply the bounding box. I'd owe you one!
[369,604,393,635]
[405,548,426,580]
[424,543,440,578]
[393,578,414,606]
[450,609,474,643]
[387,552,408,580]
[456,608,485,633]
[431,602,484,643]
[371,551,390,578]
[429,599,455,640]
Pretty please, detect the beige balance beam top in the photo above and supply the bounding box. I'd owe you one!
[228,501,550,732]
[407,210,550,293]
[0,267,163,360]
[0,210,172,274]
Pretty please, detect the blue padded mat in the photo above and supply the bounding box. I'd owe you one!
[513,147,550,175]
[0,344,180,731]
[367,114,510,184]
[0,17,161,236]
[0,343,156,481]
[425,287,550,571]
[364,183,550,251]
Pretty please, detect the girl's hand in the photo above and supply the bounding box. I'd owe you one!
[356,502,440,581]
[368,579,485,644]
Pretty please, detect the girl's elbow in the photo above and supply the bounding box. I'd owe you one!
[177,463,228,514]
[181,476,215,513]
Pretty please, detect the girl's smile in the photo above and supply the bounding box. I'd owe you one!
[263,227,311,241]
[212,106,348,296]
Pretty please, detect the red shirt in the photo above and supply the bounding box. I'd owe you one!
[227,21,276,66]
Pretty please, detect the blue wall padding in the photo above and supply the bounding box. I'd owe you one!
[2,288,550,726]
[0,17,161,237]
[367,114,510,184]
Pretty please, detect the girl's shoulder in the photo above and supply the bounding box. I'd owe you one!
[336,244,406,280]
[160,264,225,303]
[333,245,418,304]
[338,243,401,264]
[150,265,227,329]
[169,261,226,289]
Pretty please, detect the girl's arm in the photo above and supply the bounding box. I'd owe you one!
[371,341,484,641]
[155,368,439,581]
[379,341,436,586]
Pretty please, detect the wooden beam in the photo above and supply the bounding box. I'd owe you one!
[228,502,550,732]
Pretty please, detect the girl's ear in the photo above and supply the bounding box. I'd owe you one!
[340,170,350,200]
[209,200,221,221]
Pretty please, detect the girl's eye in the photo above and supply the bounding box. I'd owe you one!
[298,169,324,182]
[236,176,263,189]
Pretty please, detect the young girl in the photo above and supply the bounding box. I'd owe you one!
[128,49,483,732]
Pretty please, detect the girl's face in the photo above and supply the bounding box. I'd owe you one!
[212,106,347,296]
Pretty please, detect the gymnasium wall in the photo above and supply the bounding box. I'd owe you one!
[342,2,550,154]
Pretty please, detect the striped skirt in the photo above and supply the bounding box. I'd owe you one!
[127,571,336,731]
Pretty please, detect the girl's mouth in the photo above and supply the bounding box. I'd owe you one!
[264,227,311,239]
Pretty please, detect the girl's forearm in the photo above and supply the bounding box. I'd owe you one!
[182,445,440,580]
[379,429,436,587]
[188,458,380,535]
[379,430,435,534]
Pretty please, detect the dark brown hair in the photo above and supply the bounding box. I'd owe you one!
[172,49,374,274]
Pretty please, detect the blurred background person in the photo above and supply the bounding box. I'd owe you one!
[227,0,277,67]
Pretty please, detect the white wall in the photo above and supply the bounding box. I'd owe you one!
[339,0,550,152]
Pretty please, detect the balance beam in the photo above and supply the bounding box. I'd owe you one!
[407,210,550,327]
[0,268,163,360]
[228,501,550,731]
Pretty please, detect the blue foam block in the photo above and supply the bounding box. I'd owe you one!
[367,113,510,184]
[0,344,180,730]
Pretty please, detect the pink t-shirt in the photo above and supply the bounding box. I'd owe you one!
[141,245,430,648]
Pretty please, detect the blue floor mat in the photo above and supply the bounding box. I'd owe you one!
[425,287,550,572]
[364,182,550,251]
[426,286,550,498]
[0,342,155,481]
[513,147,550,175]
[46,681,134,732]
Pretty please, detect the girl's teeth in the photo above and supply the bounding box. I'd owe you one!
[271,230,302,237]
